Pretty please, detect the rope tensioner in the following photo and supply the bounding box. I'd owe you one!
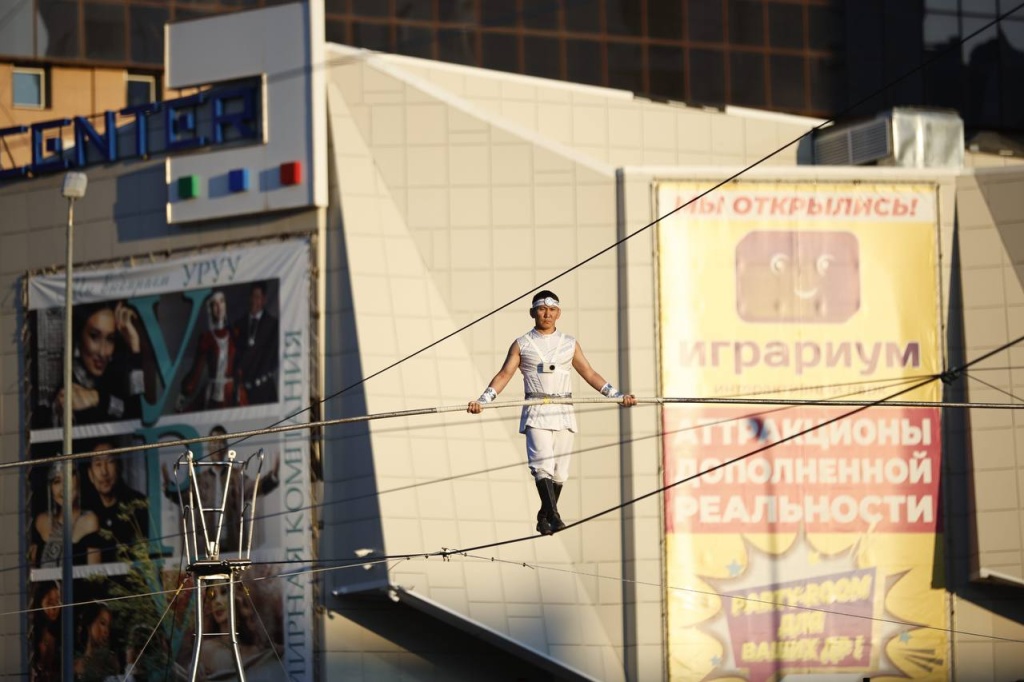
[174,447,266,682]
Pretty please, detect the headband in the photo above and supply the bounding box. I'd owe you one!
[531,296,560,309]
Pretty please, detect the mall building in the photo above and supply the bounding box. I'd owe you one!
[1,3,1023,681]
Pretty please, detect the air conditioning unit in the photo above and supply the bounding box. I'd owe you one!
[812,108,964,169]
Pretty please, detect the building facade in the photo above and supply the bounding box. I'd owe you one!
[1,3,1024,681]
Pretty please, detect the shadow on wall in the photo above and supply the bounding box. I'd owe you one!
[113,164,175,242]
[941,200,1024,623]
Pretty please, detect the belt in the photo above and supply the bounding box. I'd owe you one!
[525,392,572,400]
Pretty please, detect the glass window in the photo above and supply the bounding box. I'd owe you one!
[326,18,349,44]
[395,0,433,20]
[566,39,603,86]
[397,26,434,57]
[648,0,683,40]
[963,0,997,15]
[962,17,998,64]
[13,67,46,109]
[688,0,724,42]
[768,2,803,49]
[607,41,642,91]
[482,32,519,72]
[0,0,34,58]
[38,0,80,59]
[439,0,475,22]
[85,2,127,62]
[524,36,561,79]
[126,74,156,107]
[769,54,804,109]
[352,0,388,17]
[999,22,1024,129]
[808,56,842,112]
[325,0,348,13]
[482,0,518,27]
[648,45,685,100]
[607,0,642,36]
[807,4,843,51]
[730,51,765,106]
[130,5,167,65]
[566,0,600,32]
[924,0,957,10]
[352,22,392,51]
[689,49,726,105]
[523,0,559,30]
[438,28,477,64]
[729,0,764,45]
[924,13,959,49]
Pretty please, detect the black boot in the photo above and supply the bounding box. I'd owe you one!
[549,481,566,532]
[535,479,554,535]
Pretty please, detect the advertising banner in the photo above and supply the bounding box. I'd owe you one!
[25,239,314,681]
[658,182,948,681]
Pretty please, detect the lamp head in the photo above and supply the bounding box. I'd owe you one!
[61,172,88,199]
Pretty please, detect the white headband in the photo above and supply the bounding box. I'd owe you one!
[531,296,560,309]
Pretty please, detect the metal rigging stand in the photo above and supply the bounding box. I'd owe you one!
[174,447,265,682]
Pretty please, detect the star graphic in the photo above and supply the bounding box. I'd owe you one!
[727,559,742,577]
[899,631,911,643]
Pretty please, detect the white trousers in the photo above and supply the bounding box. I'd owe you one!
[525,427,574,483]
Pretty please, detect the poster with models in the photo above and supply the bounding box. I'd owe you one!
[25,239,314,681]
[658,182,948,681]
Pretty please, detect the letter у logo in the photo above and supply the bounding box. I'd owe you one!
[735,231,859,323]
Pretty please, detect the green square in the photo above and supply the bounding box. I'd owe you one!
[177,175,200,199]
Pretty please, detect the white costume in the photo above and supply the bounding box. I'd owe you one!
[516,328,577,482]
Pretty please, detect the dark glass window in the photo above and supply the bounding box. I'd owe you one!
[173,9,215,23]
[565,0,601,32]
[769,54,804,109]
[395,0,433,20]
[524,36,561,79]
[438,29,477,64]
[688,0,724,42]
[648,0,683,40]
[730,51,765,106]
[439,0,475,22]
[808,56,842,112]
[924,13,959,49]
[38,0,80,59]
[126,75,156,107]
[999,21,1024,129]
[567,39,603,85]
[482,0,518,27]
[397,26,434,57]
[130,5,168,65]
[648,45,685,100]
[325,0,348,13]
[807,4,843,52]
[523,0,560,30]
[768,2,803,49]
[607,0,642,36]
[352,22,392,51]
[689,48,726,105]
[85,2,127,62]
[0,0,34,58]
[607,41,642,91]
[352,0,388,17]
[326,18,349,44]
[482,32,519,72]
[729,0,764,46]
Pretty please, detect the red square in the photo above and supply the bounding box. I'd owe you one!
[280,161,302,186]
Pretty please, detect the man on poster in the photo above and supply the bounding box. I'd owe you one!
[82,440,149,563]
[467,290,636,535]
[233,282,279,405]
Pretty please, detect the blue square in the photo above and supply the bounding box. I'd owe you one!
[228,168,250,193]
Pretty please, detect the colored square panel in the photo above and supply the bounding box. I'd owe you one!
[280,161,302,186]
[177,174,200,199]
[228,168,250,193]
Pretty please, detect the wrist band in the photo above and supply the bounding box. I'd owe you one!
[478,387,497,404]
[600,383,624,399]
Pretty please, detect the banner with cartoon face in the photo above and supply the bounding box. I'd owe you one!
[24,239,314,681]
[657,182,948,681]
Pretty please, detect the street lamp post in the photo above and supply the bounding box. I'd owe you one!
[60,171,87,681]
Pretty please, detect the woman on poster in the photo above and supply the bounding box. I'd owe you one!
[52,301,146,426]
[29,463,103,568]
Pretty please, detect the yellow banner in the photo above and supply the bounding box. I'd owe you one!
[659,182,947,681]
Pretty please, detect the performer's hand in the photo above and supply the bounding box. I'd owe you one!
[57,384,100,412]
[115,302,141,353]
[467,401,482,414]
[620,394,637,407]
